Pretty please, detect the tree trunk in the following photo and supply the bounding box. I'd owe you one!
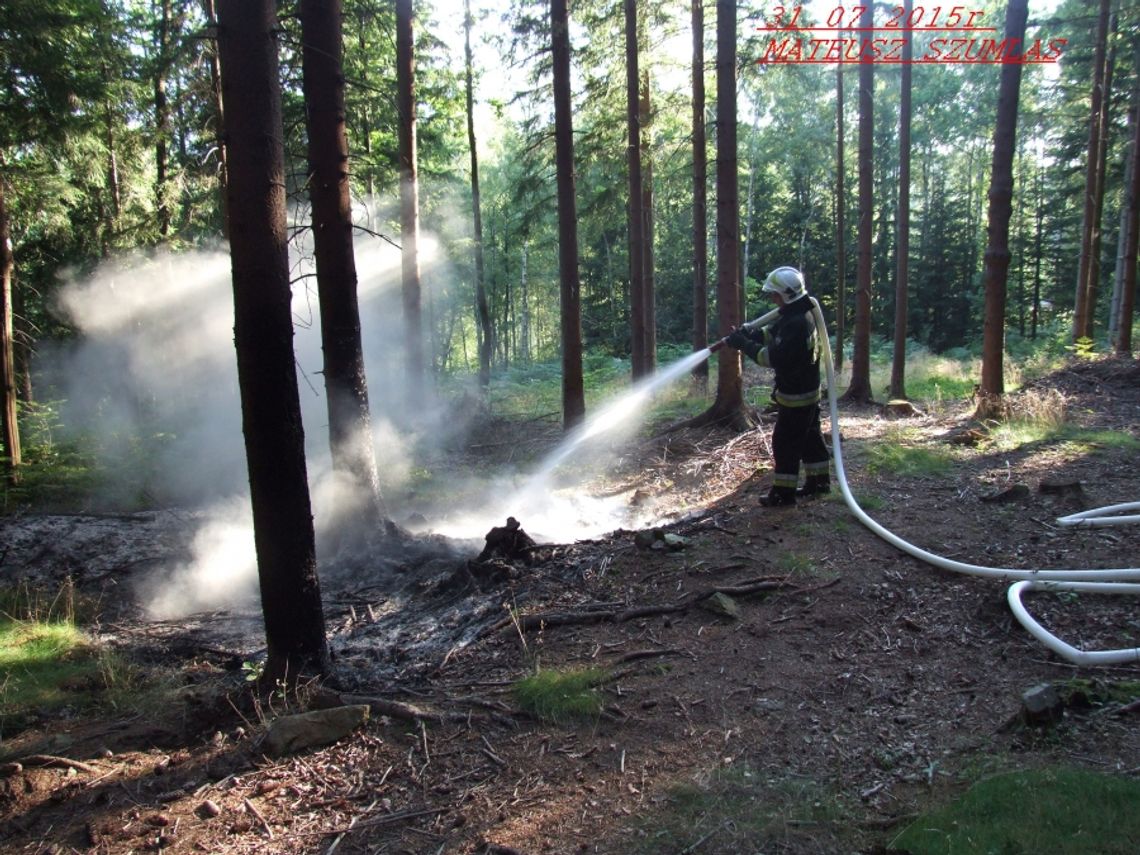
[154,0,172,239]
[396,0,425,399]
[842,6,874,403]
[102,88,121,256]
[0,175,21,484]
[977,0,1028,416]
[690,0,708,387]
[299,0,386,530]
[216,0,330,682]
[204,0,229,241]
[625,0,647,380]
[641,67,656,375]
[698,0,747,428]
[1072,0,1111,342]
[1085,13,1117,342]
[1118,48,1140,356]
[835,31,846,374]
[551,0,585,429]
[1108,82,1135,347]
[464,0,493,388]
[890,3,912,401]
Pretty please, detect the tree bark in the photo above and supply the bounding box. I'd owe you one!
[1072,0,1111,342]
[551,0,585,429]
[0,175,21,483]
[705,0,746,426]
[641,66,657,375]
[1118,46,1140,356]
[842,6,874,404]
[890,3,912,401]
[977,0,1028,414]
[154,0,172,239]
[216,0,330,682]
[464,0,493,387]
[396,0,425,398]
[299,0,386,529]
[204,0,229,241]
[625,0,647,380]
[835,30,846,374]
[690,0,708,387]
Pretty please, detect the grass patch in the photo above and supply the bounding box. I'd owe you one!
[864,432,954,477]
[892,767,1140,854]
[0,616,104,733]
[634,766,852,853]
[513,667,608,724]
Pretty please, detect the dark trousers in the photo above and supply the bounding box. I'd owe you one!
[771,403,829,491]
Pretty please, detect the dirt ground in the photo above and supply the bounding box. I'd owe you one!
[2,356,1140,854]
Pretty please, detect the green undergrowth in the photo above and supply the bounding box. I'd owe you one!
[632,766,853,853]
[892,767,1140,854]
[863,429,955,477]
[0,584,157,741]
[512,667,609,724]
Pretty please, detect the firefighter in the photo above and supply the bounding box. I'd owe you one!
[724,266,831,507]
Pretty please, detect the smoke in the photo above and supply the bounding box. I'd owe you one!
[39,203,684,619]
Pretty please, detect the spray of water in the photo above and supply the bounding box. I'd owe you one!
[426,348,714,543]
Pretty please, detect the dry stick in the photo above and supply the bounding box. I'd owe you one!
[505,575,832,632]
[243,797,273,839]
[17,754,102,774]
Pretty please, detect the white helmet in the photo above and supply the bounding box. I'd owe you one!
[762,266,807,300]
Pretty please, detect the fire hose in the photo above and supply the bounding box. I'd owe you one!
[716,298,1140,666]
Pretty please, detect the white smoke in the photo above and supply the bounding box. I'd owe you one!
[40,208,687,619]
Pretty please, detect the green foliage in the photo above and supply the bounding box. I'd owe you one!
[892,767,1140,855]
[633,765,851,853]
[512,667,608,724]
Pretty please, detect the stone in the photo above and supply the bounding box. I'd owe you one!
[261,704,370,757]
[700,592,741,620]
[1021,683,1063,726]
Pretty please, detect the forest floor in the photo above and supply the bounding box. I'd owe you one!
[2,355,1140,855]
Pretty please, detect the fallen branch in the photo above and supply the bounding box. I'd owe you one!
[13,754,102,775]
[500,575,835,632]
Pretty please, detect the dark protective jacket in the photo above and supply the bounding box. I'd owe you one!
[749,295,821,407]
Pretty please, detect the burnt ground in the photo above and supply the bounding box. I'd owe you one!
[2,356,1140,854]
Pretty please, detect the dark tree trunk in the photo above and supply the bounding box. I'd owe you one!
[464,0,493,387]
[299,0,386,529]
[641,67,656,374]
[1118,53,1140,356]
[625,0,647,380]
[835,31,846,373]
[842,6,873,403]
[396,0,424,397]
[1072,0,1111,342]
[977,0,1028,414]
[551,0,585,429]
[102,88,121,256]
[0,175,21,484]
[890,2,912,401]
[154,0,172,239]
[697,0,747,428]
[216,0,330,682]
[204,0,229,240]
[690,0,708,387]
[1086,13,1117,341]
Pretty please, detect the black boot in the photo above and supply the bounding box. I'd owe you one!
[797,475,831,497]
[759,486,796,507]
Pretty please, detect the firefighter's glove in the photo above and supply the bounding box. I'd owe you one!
[745,326,767,346]
[725,328,762,361]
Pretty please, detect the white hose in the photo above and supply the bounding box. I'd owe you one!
[807,298,1140,666]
